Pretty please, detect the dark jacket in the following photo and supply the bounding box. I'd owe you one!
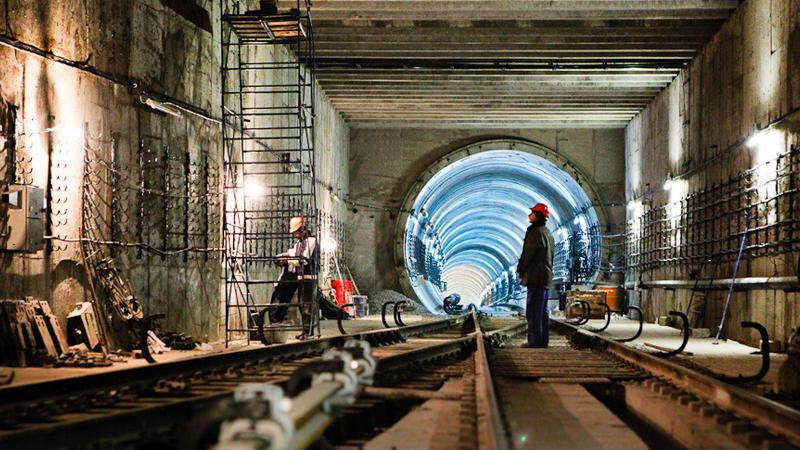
[517,224,554,287]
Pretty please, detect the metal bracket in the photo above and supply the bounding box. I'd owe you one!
[613,306,643,343]
[394,300,407,326]
[585,302,611,332]
[567,300,589,325]
[713,321,770,383]
[651,311,689,358]
[381,301,396,328]
[337,303,354,335]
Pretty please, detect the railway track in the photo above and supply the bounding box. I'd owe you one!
[0,314,476,449]
[2,313,799,449]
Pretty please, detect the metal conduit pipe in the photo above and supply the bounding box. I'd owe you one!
[614,306,643,343]
[585,303,611,333]
[394,301,408,326]
[337,304,355,335]
[713,322,771,384]
[381,302,396,328]
[576,300,591,325]
[651,311,690,358]
[567,301,589,325]
[628,276,800,291]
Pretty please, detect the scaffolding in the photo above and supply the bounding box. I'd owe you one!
[221,0,318,345]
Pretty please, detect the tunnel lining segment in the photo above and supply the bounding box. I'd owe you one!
[394,138,607,308]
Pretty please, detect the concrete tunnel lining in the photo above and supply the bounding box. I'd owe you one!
[395,139,604,314]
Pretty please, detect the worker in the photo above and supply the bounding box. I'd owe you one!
[268,216,318,339]
[517,203,555,348]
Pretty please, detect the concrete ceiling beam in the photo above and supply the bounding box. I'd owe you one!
[314,34,710,45]
[291,0,738,10]
[317,68,681,75]
[311,18,727,29]
[348,120,631,128]
[319,80,673,87]
[300,9,734,21]
[313,26,719,39]
[313,43,701,52]
[291,0,737,126]
[314,52,694,60]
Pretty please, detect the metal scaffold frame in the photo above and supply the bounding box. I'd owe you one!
[221,0,318,345]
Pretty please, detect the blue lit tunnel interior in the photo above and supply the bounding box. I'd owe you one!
[404,150,601,314]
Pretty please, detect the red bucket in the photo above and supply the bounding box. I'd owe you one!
[331,280,355,309]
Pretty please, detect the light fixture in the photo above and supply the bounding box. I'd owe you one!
[243,179,265,198]
[322,236,338,252]
[140,95,182,118]
[745,126,769,148]
[663,173,673,191]
[61,124,84,142]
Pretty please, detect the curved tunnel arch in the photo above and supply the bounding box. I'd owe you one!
[395,139,604,314]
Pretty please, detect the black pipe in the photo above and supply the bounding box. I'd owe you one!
[337,303,354,335]
[653,311,690,358]
[140,314,165,364]
[614,306,643,343]
[381,302,396,328]
[257,309,270,345]
[567,301,588,325]
[394,301,407,326]
[575,300,591,325]
[715,322,771,383]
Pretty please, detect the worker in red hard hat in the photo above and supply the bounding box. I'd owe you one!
[517,202,554,348]
[267,215,318,339]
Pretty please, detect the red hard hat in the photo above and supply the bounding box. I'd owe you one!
[531,203,550,218]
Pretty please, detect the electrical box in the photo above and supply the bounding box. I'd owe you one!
[0,185,45,252]
[66,302,102,351]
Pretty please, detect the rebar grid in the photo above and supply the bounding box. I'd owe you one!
[626,145,800,271]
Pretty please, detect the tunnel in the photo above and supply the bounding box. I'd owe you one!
[401,145,602,314]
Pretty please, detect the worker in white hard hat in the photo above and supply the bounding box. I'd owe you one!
[268,216,318,339]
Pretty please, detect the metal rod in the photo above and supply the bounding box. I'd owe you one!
[716,218,750,341]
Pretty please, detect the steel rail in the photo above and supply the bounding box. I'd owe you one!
[552,318,800,447]
[0,315,473,450]
[287,314,518,449]
[474,329,512,450]
[0,314,469,408]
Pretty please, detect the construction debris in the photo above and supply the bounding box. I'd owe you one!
[0,298,70,367]
[54,348,115,368]
[66,302,102,351]
[156,331,198,350]
[565,290,608,319]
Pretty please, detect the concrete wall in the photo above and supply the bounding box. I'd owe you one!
[348,128,626,299]
[0,0,349,344]
[625,0,800,347]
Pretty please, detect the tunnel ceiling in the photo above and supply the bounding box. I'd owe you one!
[284,0,739,128]
[403,150,600,313]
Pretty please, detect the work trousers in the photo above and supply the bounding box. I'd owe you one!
[526,286,550,348]
[269,271,313,327]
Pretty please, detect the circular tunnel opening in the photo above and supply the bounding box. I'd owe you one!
[403,149,601,314]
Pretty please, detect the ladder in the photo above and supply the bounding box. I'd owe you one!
[221,0,318,345]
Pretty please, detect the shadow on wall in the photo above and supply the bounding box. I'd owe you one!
[50,259,88,330]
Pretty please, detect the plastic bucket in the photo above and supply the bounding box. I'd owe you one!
[331,280,354,308]
[353,295,368,317]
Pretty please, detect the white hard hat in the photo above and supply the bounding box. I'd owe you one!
[289,216,306,233]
